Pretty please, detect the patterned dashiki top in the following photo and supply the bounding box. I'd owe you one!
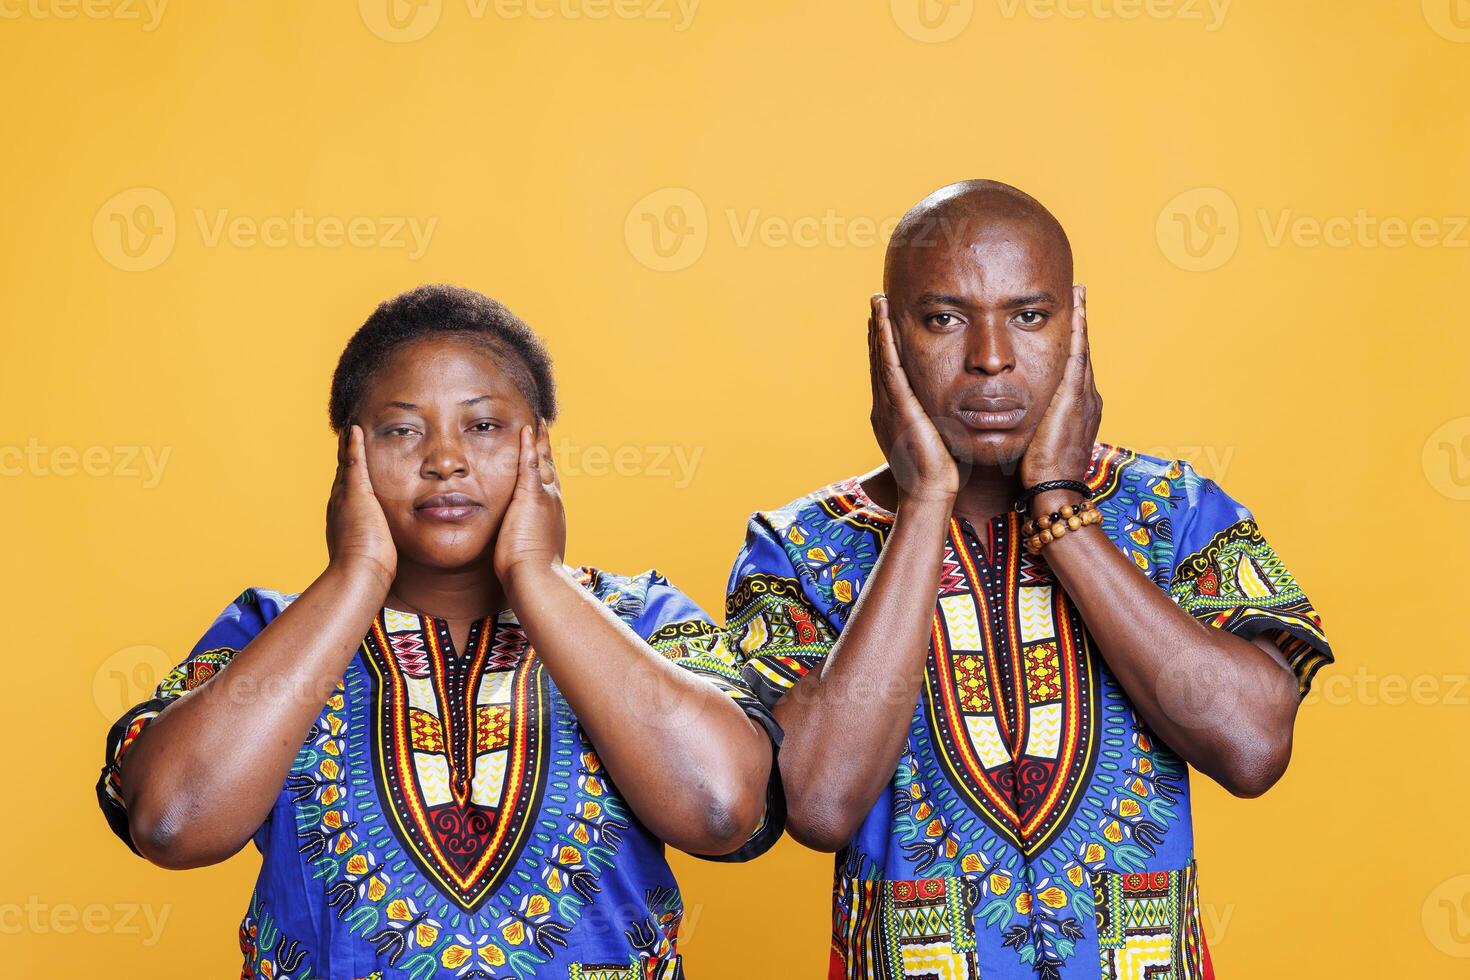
[97,567,782,980]
[723,444,1333,980]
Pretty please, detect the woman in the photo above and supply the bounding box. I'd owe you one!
[96,285,781,979]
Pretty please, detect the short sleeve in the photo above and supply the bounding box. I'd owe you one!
[95,589,275,854]
[601,568,788,863]
[1165,466,1333,696]
[723,514,841,712]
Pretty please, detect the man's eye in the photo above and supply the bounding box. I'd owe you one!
[386,426,417,437]
[1016,310,1047,326]
[929,313,961,328]
[469,421,498,432]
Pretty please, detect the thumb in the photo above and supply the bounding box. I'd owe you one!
[1069,284,1088,361]
[513,424,540,495]
[347,425,375,493]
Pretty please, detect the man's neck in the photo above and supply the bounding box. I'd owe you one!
[861,463,1024,526]
[953,466,1024,527]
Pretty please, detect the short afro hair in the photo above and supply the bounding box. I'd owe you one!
[329,284,557,433]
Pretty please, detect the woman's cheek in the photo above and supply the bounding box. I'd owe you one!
[470,442,521,500]
[363,449,419,511]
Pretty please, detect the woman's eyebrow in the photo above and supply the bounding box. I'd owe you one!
[383,396,494,410]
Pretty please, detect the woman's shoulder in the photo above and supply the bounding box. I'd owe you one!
[198,587,300,638]
[570,565,709,627]
[230,586,300,610]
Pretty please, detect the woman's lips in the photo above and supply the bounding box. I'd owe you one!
[414,494,483,522]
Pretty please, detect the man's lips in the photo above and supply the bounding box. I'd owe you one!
[414,493,483,521]
[955,396,1027,431]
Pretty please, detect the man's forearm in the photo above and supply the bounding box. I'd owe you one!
[1033,491,1300,796]
[774,498,951,850]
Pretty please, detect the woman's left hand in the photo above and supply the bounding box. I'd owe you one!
[493,423,567,589]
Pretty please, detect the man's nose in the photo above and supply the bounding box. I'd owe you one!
[965,319,1016,375]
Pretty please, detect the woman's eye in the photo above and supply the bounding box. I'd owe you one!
[469,421,498,433]
[386,426,417,437]
[1016,310,1047,327]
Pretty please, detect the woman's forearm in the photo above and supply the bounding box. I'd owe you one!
[508,565,771,855]
[120,560,390,868]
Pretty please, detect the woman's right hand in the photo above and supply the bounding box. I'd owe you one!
[868,293,959,507]
[326,424,396,590]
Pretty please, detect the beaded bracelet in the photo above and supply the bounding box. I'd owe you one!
[1012,479,1092,513]
[1024,499,1103,554]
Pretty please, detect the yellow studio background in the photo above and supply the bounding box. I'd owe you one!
[2,1,1467,976]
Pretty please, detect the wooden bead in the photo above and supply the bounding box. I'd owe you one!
[1051,523,1066,538]
[1038,515,1052,530]
[1067,515,1082,530]
[1061,504,1075,519]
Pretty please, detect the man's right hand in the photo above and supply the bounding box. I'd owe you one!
[868,293,959,507]
[326,424,397,590]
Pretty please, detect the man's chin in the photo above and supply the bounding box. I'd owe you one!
[946,432,1028,476]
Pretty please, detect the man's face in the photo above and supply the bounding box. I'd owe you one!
[885,216,1075,470]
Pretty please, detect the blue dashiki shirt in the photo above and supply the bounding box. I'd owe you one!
[97,566,782,980]
[723,444,1333,980]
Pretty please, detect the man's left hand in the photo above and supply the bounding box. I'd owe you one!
[1021,283,1103,487]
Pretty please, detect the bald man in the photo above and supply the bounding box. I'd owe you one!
[720,181,1332,979]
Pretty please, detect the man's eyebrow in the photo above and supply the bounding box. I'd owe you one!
[914,291,971,307]
[386,401,420,410]
[1002,292,1059,308]
[460,395,493,406]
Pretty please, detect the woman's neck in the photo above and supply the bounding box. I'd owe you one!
[386,558,507,623]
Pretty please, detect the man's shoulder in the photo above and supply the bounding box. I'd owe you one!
[1092,442,1244,511]
[1090,442,1187,486]
[745,475,893,535]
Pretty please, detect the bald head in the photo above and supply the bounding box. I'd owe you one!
[874,180,1079,471]
[885,180,1072,293]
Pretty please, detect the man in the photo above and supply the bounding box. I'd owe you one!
[723,180,1331,979]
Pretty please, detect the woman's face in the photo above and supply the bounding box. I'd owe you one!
[354,335,536,571]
